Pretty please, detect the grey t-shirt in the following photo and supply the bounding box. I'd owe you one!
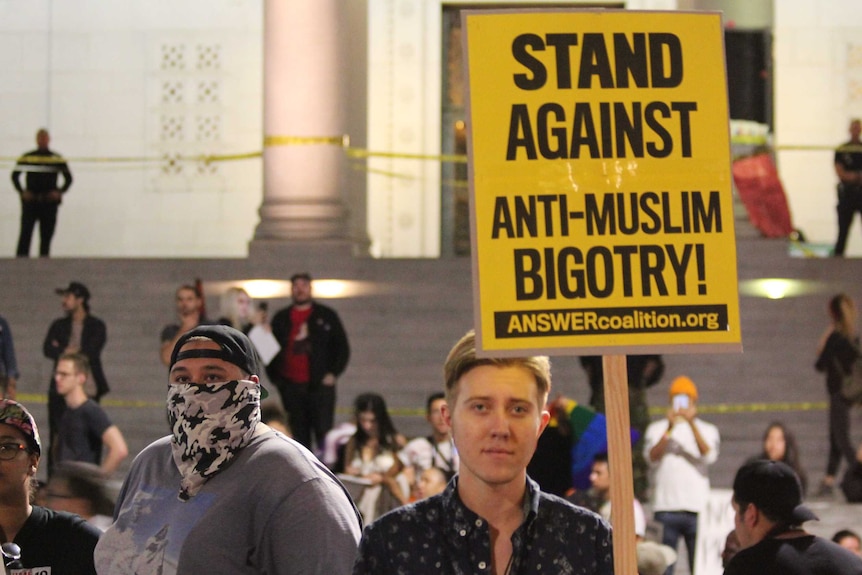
[94,430,362,574]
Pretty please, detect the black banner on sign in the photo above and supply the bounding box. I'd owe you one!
[494,304,728,338]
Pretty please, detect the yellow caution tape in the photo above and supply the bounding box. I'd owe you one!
[14,393,164,409]
[730,135,769,146]
[771,144,862,152]
[649,400,828,416]
[264,135,349,147]
[205,151,264,162]
[348,162,416,180]
[12,391,831,418]
[348,160,469,189]
[346,147,467,163]
[0,134,468,166]
[0,152,262,165]
[0,135,851,167]
[10,154,76,164]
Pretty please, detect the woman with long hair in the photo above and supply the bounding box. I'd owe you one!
[217,287,254,333]
[343,393,407,521]
[747,421,808,495]
[815,292,860,495]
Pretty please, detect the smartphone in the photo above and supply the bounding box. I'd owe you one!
[672,394,690,411]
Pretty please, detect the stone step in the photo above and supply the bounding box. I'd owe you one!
[1,219,860,493]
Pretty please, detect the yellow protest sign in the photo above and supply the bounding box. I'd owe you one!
[463,9,741,355]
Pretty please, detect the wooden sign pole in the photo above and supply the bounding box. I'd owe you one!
[602,354,637,575]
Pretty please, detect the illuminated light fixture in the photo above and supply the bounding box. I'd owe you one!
[310,280,353,298]
[205,279,382,300]
[737,278,825,300]
[241,280,289,299]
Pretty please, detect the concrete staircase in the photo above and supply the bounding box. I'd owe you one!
[1,218,861,492]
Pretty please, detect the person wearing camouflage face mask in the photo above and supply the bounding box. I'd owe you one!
[166,347,261,501]
[95,325,362,575]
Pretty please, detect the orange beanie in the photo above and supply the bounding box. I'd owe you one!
[669,375,698,401]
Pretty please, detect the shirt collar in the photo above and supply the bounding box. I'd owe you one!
[441,474,541,533]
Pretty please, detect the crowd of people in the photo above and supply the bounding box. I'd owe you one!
[1,108,860,573]
[0,278,861,574]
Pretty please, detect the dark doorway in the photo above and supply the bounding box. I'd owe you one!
[725,29,772,127]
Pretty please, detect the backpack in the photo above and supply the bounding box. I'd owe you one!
[837,356,862,404]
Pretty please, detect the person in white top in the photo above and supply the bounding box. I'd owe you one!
[587,452,647,539]
[644,375,720,575]
[398,392,459,497]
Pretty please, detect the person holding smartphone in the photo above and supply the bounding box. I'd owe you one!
[644,376,721,575]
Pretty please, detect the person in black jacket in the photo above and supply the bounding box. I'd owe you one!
[814,292,859,495]
[11,129,73,257]
[43,282,109,475]
[267,273,349,452]
[726,460,862,575]
[834,118,862,257]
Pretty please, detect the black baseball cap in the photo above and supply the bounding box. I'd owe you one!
[169,325,268,399]
[55,281,90,301]
[733,460,818,524]
[290,272,312,283]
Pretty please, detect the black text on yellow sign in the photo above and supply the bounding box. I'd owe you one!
[493,190,718,300]
[463,10,741,355]
[506,32,696,161]
[497,304,727,339]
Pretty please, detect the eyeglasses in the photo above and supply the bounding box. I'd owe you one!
[0,443,27,460]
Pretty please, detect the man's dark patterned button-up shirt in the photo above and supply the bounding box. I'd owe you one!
[353,476,613,575]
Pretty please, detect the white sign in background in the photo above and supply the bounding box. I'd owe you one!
[694,488,735,575]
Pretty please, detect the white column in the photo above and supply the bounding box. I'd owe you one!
[255,0,348,241]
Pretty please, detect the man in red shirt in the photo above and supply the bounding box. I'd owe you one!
[267,273,350,452]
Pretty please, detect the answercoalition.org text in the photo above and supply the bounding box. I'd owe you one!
[494,304,728,338]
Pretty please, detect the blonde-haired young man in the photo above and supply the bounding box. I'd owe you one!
[354,330,613,575]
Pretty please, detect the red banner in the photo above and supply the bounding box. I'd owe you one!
[732,154,794,238]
